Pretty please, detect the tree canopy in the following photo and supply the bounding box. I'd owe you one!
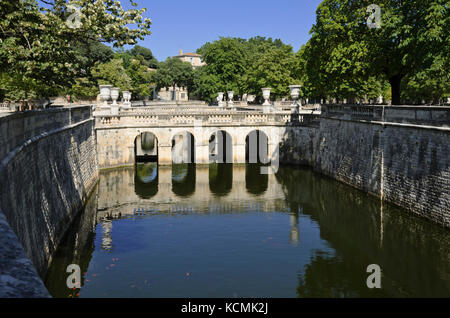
[0,0,152,101]
[192,37,299,102]
[297,0,449,104]
[151,58,194,93]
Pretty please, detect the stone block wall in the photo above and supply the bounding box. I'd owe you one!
[0,106,98,297]
[279,113,450,228]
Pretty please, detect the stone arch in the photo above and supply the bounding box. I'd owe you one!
[171,131,196,164]
[209,130,233,164]
[135,132,158,162]
[245,130,269,164]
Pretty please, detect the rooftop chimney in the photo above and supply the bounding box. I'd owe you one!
[179,50,183,56]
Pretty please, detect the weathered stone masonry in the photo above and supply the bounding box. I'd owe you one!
[0,104,448,298]
[279,105,450,228]
[0,106,98,297]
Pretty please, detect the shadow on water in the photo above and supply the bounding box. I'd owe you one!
[44,165,450,298]
[172,164,196,198]
[44,186,98,298]
[275,166,450,298]
[209,163,233,197]
[134,163,158,199]
[245,164,268,196]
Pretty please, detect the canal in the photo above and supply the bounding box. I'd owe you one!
[44,164,450,298]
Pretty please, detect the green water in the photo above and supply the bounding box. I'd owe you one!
[44,164,450,298]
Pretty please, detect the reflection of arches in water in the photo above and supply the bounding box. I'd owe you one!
[245,164,268,195]
[172,132,195,164]
[209,163,233,196]
[172,163,196,197]
[209,130,233,163]
[135,132,158,162]
[245,130,269,164]
[134,163,159,199]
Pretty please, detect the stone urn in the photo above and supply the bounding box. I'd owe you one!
[289,85,302,112]
[99,85,112,107]
[122,91,132,108]
[227,91,234,107]
[217,92,224,107]
[262,88,271,106]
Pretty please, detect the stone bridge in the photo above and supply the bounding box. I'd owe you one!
[94,106,320,168]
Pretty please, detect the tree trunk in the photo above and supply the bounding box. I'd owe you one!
[389,75,403,105]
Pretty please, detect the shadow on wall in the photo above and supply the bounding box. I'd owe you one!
[0,119,98,278]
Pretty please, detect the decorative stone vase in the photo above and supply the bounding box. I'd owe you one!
[217,92,224,107]
[227,91,234,107]
[262,88,271,106]
[110,87,120,106]
[289,85,302,112]
[122,91,131,108]
[99,85,112,107]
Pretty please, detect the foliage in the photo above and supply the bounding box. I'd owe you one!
[193,37,299,102]
[297,0,449,104]
[151,58,194,92]
[129,45,158,68]
[0,0,151,101]
[127,59,153,98]
[91,58,131,91]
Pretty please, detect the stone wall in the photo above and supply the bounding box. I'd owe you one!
[0,106,98,297]
[279,106,450,228]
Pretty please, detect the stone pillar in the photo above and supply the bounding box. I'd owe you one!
[158,144,172,165]
[233,143,246,164]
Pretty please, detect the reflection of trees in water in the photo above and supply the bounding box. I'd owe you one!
[297,251,386,298]
[44,187,98,298]
[245,164,268,195]
[172,164,196,197]
[134,163,158,199]
[209,163,233,196]
[276,166,450,297]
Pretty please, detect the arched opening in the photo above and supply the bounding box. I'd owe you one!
[135,132,158,163]
[245,130,269,164]
[172,132,195,164]
[134,162,158,199]
[209,130,233,164]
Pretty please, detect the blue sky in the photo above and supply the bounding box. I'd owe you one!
[131,0,323,61]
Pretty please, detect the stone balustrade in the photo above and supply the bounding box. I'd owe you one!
[94,108,319,129]
[322,104,450,127]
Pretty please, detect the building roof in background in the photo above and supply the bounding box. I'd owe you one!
[175,50,202,58]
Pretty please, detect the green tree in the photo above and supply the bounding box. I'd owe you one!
[0,0,151,101]
[151,58,194,99]
[92,58,131,91]
[127,59,153,99]
[244,44,297,99]
[299,0,449,105]
[193,36,297,101]
[197,37,249,95]
[129,45,158,68]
